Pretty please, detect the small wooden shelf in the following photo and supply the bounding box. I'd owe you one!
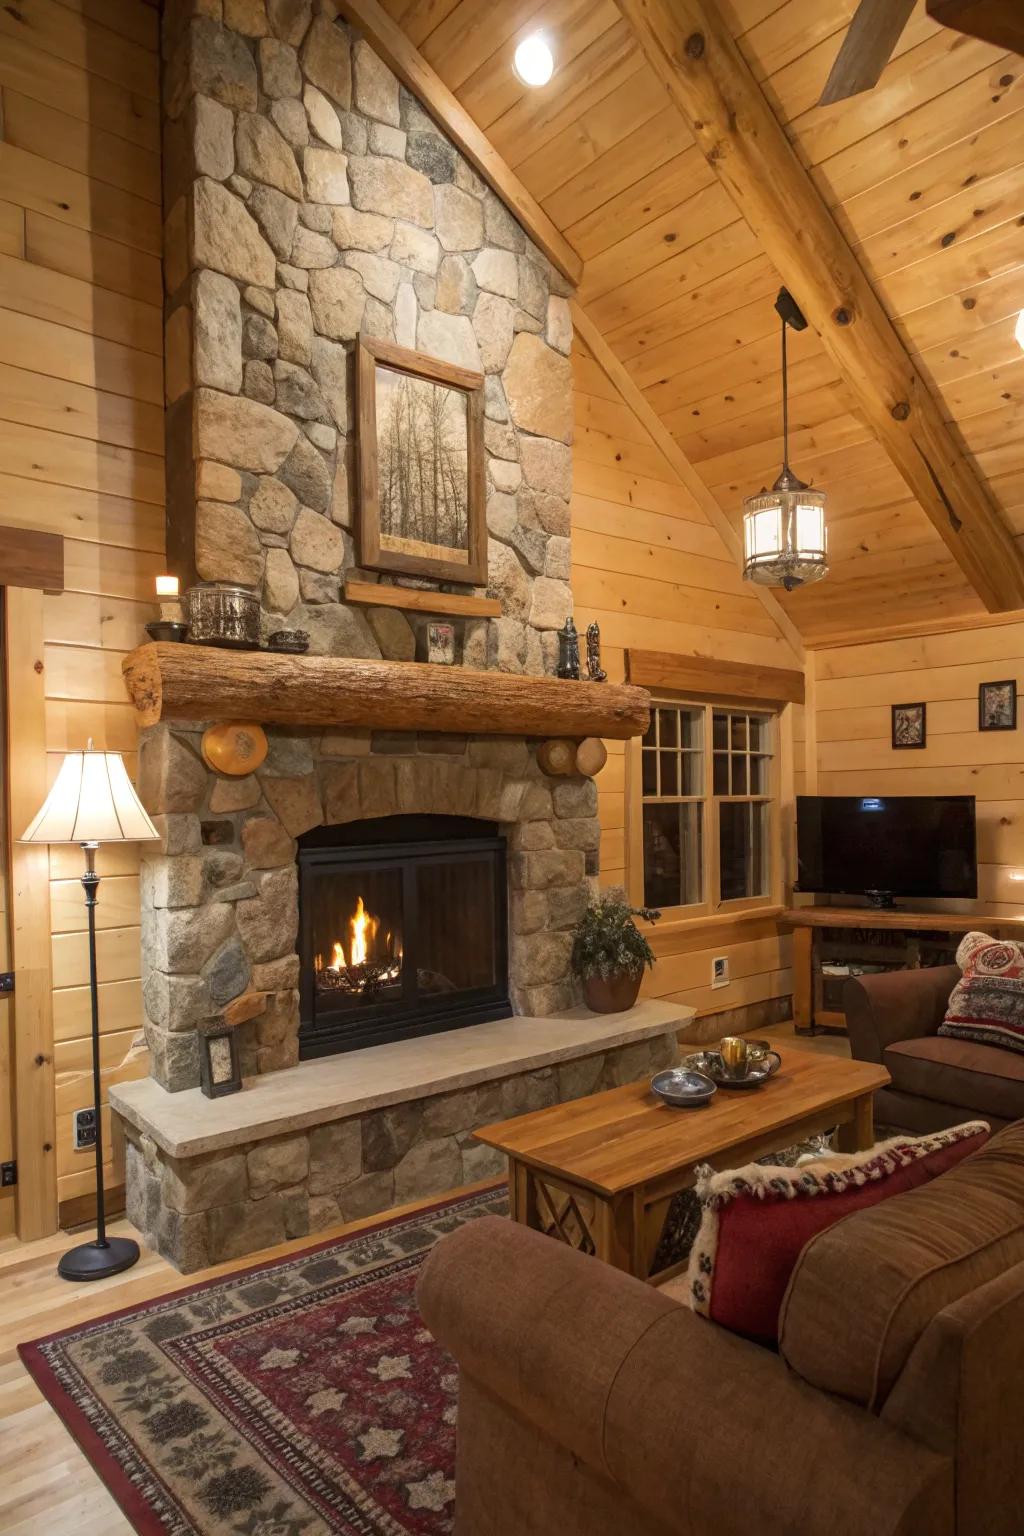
[342,579,501,619]
[121,644,651,739]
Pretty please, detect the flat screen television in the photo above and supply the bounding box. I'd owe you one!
[796,795,977,905]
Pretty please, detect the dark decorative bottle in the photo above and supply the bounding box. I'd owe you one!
[556,616,581,679]
[586,621,607,682]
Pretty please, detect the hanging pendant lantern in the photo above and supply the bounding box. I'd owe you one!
[742,290,828,592]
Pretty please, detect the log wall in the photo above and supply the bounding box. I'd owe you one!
[0,0,163,1225]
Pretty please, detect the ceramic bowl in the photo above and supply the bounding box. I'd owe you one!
[650,1067,717,1108]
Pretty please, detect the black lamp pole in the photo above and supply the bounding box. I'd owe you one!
[57,841,140,1282]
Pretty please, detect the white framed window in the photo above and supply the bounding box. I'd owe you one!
[630,699,778,917]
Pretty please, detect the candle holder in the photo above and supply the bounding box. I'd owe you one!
[145,619,189,643]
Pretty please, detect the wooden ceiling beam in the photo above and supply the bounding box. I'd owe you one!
[330,0,583,287]
[615,0,1024,614]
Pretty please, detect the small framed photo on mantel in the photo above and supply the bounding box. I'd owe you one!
[355,334,487,587]
[892,702,926,750]
[979,679,1017,732]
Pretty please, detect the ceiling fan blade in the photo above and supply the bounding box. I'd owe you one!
[818,0,917,106]
[926,0,1024,53]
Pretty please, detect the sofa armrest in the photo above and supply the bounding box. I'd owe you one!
[418,1215,952,1536]
[845,965,959,1064]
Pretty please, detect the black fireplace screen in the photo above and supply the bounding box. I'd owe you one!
[297,815,511,1056]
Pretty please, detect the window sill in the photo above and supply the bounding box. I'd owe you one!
[641,903,784,939]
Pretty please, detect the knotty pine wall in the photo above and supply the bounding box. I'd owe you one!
[810,621,1024,919]
[571,336,800,1029]
[0,0,163,1219]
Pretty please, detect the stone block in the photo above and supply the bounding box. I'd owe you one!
[554,816,600,853]
[369,121,405,158]
[336,1170,394,1222]
[192,178,276,288]
[291,505,345,569]
[279,434,332,511]
[244,359,275,403]
[247,1132,309,1196]
[300,15,351,109]
[249,182,299,258]
[259,36,301,97]
[420,1085,497,1139]
[259,771,322,834]
[302,145,349,203]
[357,758,396,818]
[196,498,265,585]
[196,459,243,502]
[346,250,401,303]
[406,132,455,183]
[509,888,546,936]
[309,335,349,430]
[160,1150,248,1214]
[139,731,207,815]
[308,1194,342,1232]
[518,256,549,321]
[393,1136,462,1204]
[308,264,366,341]
[352,37,400,124]
[362,1101,422,1171]
[264,545,300,613]
[273,359,328,420]
[510,930,573,988]
[257,1036,299,1073]
[490,459,521,494]
[519,486,569,537]
[150,812,202,855]
[321,761,360,821]
[517,820,554,851]
[517,981,577,1017]
[544,535,570,580]
[545,883,589,931]
[472,248,518,299]
[157,1207,211,1274]
[366,606,414,660]
[252,954,300,989]
[503,332,573,444]
[484,192,525,252]
[500,1068,556,1119]
[510,848,586,891]
[520,436,572,499]
[334,204,393,251]
[254,989,298,1046]
[474,291,515,373]
[270,101,308,156]
[434,184,483,251]
[250,474,299,532]
[236,866,299,961]
[145,853,205,909]
[304,82,342,147]
[268,0,310,46]
[308,1118,361,1194]
[349,156,432,226]
[224,0,268,37]
[243,312,278,360]
[460,1139,506,1183]
[546,295,572,355]
[145,1020,201,1092]
[236,111,302,198]
[188,17,258,112]
[557,1052,605,1101]
[390,220,439,274]
[553,779,598,819]
[143,970,210,1032]
[276,288,313,364]
[193,93,235,182]
[203,937,251,1005]
[195,388,298,472]
[208,1191,288,1262]
[160,901,236,973]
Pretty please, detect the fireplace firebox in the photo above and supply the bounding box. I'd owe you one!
[297,815,511,1057]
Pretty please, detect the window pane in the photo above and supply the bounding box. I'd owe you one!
[732,755,748,795]
[642,714,656,747]
[750,754,770,794]
[749,716,770,752]
[642,748,657,796]
[643,803,703,908]
[713,752,729,794]
[730,714,747,750]
[713,711,728,749]
[681,751,702,796]
[658,708,678,748]
[720,802,769,902]
[659,751,678,796]
[681,710,703,749]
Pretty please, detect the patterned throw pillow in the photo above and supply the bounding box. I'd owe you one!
[682,1122,989,1345]
[938,931,1024,1055]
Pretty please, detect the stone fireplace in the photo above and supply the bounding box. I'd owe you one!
[109,4,688,1274]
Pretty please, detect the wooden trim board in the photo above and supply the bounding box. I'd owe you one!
[0,526,63,592]
[627,649,805,705]
[331,0,583,286]
[343,580,501,619]
[571,302,805,662]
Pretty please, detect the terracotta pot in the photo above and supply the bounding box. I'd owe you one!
[582,970,642,1014]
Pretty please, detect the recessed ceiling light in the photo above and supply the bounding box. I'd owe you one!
[1016,308,1024,351]
[514,33,554,88]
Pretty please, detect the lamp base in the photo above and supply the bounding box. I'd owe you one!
[57,1235,140,1282]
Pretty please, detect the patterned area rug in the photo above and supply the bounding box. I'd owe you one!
[20,1187,506,1536]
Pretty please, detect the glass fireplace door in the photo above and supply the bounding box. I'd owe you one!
[298,817,510,1056]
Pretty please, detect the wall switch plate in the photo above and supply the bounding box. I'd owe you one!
[73,1107,97,1151]
[0,1161,15,1188]
[711,956,730,989]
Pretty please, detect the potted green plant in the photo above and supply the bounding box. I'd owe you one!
[571,888,660,1014]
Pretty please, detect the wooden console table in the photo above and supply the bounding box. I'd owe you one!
[785,905,1024,1034]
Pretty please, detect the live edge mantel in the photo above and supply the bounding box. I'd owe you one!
[121,644,652,739]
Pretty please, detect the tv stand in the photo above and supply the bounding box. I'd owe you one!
[785,905,1024,1034]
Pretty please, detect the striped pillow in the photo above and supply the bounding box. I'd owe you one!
[939,931,1024,1055]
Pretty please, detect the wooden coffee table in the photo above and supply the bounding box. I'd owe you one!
[474,1046,890,1280]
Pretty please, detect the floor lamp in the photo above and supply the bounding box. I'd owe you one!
[20,743,159,1281]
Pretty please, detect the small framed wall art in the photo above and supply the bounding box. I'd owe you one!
[356,335,487,586]
[978,680,1017,732]
[198,1018,243,1098]
[891,702,926,750]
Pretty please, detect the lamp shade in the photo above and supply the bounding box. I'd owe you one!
[20,749,159,845]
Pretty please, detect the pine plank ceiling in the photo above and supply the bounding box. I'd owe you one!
[379,0,1024,646]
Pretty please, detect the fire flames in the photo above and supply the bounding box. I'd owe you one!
[315,896,402,997]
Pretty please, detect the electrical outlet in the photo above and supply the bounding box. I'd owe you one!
[73,1107,97,1151]
[711,956,730,989]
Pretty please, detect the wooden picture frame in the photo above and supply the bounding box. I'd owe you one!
[978,680,1017,732]
[355,334,487,585]
[891,702,926,750]
[198,1023,242,1098]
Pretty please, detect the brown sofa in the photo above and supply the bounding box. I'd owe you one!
[418,1122,1024,1536]
[845,966,1024,1133]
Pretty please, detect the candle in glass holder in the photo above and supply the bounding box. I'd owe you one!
[155,574,182,622]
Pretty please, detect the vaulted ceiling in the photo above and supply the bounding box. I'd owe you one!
[374,0,1024,646]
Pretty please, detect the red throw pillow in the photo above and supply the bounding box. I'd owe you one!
[684,1121,989,1345]
[939,930,1024,1055]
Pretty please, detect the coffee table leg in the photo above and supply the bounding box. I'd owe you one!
[838,1092,875,1152]
[593,1193,638,1274]
[508,1159,540,1229]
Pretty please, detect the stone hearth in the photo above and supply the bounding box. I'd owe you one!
[113,1002,686,1272]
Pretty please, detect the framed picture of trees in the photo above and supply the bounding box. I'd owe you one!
[355,335,487,586]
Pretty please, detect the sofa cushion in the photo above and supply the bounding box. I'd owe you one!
[669,1122,988,1346]
[779,1121,1024,1412]
[939,930,1024,1056]
[886,1034,1024,1120]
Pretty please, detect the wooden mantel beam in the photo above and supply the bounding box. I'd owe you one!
[615,0,1024,614]
[330,0,583,287]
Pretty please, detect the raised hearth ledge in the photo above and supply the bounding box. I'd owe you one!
[111,1000,692,1160]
